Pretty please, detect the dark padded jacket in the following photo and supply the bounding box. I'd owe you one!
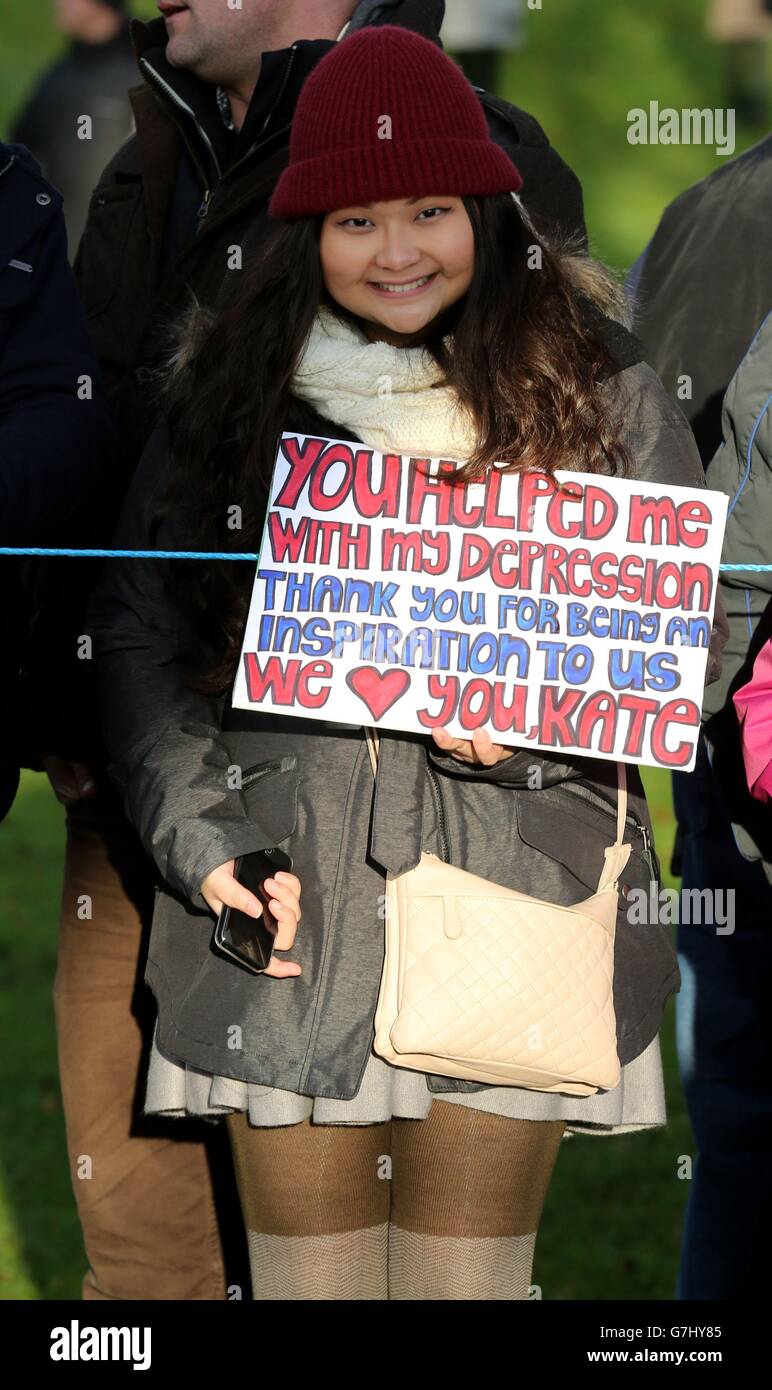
[0,144,114,818]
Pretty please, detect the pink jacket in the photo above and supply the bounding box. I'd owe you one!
[734,638,772,802]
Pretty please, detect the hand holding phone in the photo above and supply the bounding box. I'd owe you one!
[202,851,302,977]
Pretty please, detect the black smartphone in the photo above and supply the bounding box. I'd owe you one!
[213,847,294,975]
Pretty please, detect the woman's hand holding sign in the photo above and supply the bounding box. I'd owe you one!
[201,862,303,978]
[431,726,517,767]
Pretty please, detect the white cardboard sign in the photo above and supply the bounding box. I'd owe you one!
[231,433,728,770]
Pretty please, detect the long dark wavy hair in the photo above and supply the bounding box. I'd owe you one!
[156,193,634,692]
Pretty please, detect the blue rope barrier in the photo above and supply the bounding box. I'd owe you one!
[0,547,260,560]
[0,547,771,571]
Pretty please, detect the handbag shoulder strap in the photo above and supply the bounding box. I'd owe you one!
[594,761,630,893]
[365,725,380,778]
[613,761,628,848]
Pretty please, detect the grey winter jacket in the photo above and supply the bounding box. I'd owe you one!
[631,133,772,468]
[702,309,772,872]
[86,358,727,1100]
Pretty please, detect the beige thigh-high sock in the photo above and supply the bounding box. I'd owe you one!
[225,1112,392,1300]
[388,1100,565,1301]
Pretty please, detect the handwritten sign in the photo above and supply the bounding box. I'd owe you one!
[231,433,728,770]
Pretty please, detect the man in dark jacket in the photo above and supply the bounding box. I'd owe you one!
[630,135,772,1299]
[51,0,591,1300]
[0,142,114,822]
[74,0,587,468]
[10,0,137,257]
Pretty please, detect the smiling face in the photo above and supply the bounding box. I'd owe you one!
[319,196,475,346]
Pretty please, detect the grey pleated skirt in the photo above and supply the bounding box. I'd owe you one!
[144,1022,666,1139]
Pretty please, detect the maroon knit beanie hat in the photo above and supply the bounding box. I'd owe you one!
[269,25,523,220]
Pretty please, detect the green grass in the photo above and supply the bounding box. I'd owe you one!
[0,774,77,1300]
[1,0,768,1301]
[537,767,688,1300]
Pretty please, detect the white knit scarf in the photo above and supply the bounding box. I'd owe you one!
[290,301,480,459]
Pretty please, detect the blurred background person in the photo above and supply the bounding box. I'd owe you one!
[629,135,772,1299]
[9,0,136,256]
[442,0,524,93]
[0,141,114,824]
[707,0,772,124]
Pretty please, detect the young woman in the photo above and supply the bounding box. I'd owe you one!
[88,26,725,1301]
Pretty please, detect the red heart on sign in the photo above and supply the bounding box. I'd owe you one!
[346,667,410,721]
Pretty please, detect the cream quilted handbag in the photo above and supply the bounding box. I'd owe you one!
[366,727,632,1096]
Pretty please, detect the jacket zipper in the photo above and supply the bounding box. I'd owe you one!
[214,42,300,193]
[199,116,293,219]
[640,822,657,880]
[426,762,451,863]
[141,44,299,225]
[195,43,299,221]
[138,56,221,214]
[196,97,297,223]
[241,760,282,789]
[239,43,299,153]
[240,755,296,788]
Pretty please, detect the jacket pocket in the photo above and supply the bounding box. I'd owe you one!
[77,182,142,318]
[516,785,679,1065]
[0,255,38,312]
[239,754,300,848]
[515,784,657,900]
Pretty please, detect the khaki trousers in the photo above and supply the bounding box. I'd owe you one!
[52,779,245,1299]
